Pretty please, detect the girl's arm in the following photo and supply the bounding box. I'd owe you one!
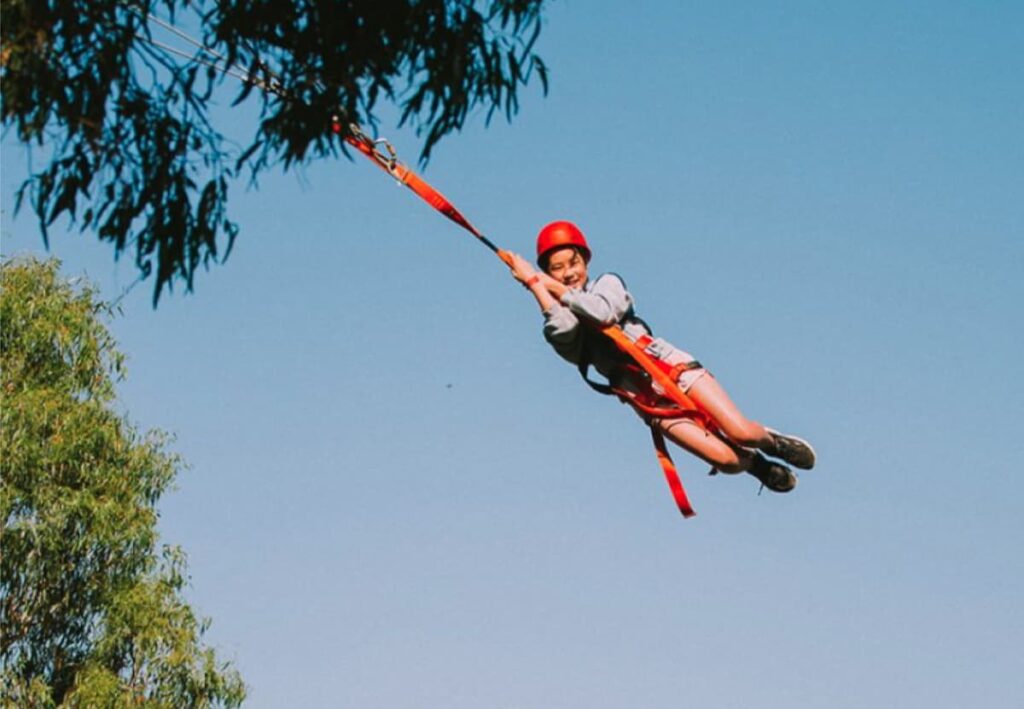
[507,254,631,326]
[560,274,633,325]
[507,253,582,353]
[508,252,561,312]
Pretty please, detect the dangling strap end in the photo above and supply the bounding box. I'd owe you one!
[650,425,696,518]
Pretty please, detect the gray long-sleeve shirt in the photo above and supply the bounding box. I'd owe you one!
[542,273,696,384]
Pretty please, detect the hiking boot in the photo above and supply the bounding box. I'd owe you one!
[763,429,816,470]
[748,453,797,493]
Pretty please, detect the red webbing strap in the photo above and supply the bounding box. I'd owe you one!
[614,390,708,422]
[395,165,484,237]
[650,425,696,518]
[599,326,704,414]
[344,134,485,238]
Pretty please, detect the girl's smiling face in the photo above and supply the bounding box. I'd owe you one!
[544,247,588,289]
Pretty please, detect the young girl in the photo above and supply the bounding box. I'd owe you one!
[507,220,815,493]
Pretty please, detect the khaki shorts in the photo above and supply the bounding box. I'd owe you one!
[677,365,710,393]
[636,340,706,394]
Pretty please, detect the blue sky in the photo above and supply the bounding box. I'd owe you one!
[3,1,1022,706]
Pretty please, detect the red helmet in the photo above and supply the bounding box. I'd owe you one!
[535,221,591,268]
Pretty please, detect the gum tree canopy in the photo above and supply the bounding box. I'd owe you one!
[1,0,549,301]
[1,257,246,706]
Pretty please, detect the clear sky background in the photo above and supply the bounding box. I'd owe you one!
[3,1,1022,707]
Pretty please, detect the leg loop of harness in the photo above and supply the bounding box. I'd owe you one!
[579,329,716,519]
[667,359,703,382]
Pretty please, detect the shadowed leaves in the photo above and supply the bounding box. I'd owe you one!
[2,0,549,303]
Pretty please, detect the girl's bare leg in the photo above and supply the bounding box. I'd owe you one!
[684,372,816,471]
[685,374,771,449]
[657,417,753,473]
[658,416,799,492]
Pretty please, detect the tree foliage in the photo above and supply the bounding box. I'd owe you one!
[1,0,549,302]
[0,257,245,707]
